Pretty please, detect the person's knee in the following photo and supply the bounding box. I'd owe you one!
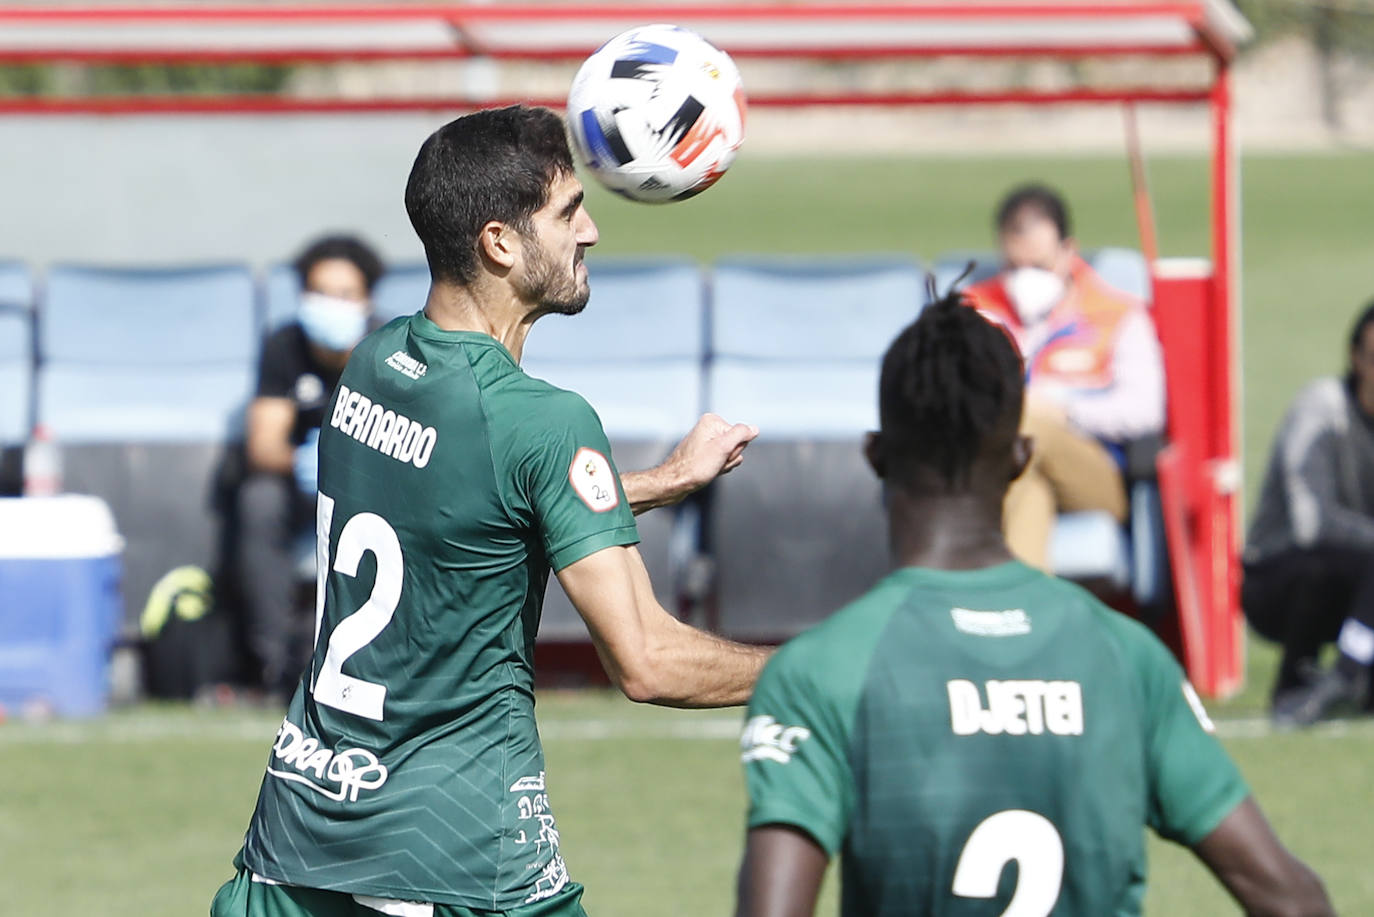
[238,473,294,533]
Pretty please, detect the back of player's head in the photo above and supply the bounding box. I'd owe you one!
[876,293,1025,493]
[996,183,1071,241]
[405,105,574,285]
[1345,298,1374,386]
[292,234,385,294]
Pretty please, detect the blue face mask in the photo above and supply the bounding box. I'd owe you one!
[299,292,368,352]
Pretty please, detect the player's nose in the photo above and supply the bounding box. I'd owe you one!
[575,208,599,248]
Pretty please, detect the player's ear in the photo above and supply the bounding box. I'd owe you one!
[863,431,886,480]
[477,220,517,272]
[1011,434,1033,482]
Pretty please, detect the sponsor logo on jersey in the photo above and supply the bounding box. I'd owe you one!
[568,447,619,512]
[329,383,438,469]
[951,607,1032,637]
[265,718,389,802]
[947,679,1084,737]
[1181,680,1216,733]
[294,372,326,406]
[740,715,813,764]
[385,350,428,380]
[508,771,571,903]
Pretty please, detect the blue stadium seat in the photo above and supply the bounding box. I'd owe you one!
[712,255,928,362]
[36,265,259,632]
[372,263,431,323]
[0,260,33,311]
[706,256,925,640]
[0,310,32,446]
[42,265,257,366]
[521,258,709,640]
[1089,247,1151,302]
[38,366,252,445]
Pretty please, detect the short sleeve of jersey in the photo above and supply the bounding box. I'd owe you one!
[742,643,855,855]
[1136,634,1249,845]
[514,391,639,572]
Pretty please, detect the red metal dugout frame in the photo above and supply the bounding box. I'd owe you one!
[0,2,1250,696]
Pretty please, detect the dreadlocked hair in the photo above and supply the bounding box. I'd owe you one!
[878,289,1025,491]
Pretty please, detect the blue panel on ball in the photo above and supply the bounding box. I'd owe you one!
[580,108,633,167]
[623,40,678,65]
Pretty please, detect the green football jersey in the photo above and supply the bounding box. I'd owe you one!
[742,562,1248,917]
[240,313,639,908]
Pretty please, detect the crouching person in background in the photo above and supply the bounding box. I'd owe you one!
[1245,301,1374,728]
[236,235,384,698]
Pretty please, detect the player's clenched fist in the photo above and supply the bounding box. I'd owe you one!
[667,413,760,490]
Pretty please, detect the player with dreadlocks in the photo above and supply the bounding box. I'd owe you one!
[733,293,1332,916]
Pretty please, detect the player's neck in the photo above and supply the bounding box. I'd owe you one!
[885,488,1015,572]
[423,280,534,362]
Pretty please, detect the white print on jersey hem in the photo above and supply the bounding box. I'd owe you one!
[568,447,619,512]
[265,718,389,803]
[950,607,1032,637]
[509,771,571,903]
[740,715,812,763]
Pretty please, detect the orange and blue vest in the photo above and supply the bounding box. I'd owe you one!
[963,258,1142,395]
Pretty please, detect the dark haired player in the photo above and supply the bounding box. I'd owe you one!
[213,106,771,917]
[735,296,1332,916]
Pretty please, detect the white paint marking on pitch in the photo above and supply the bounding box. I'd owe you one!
[1,712,1371,746]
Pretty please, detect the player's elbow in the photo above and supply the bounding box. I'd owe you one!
[1237,857,1333,917]
[612,646,676,704]
[1265,867,1333,917]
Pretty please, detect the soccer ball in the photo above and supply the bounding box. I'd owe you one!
[567,24,746,204]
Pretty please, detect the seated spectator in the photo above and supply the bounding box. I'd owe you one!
[962,184,1165,571]
[1244,301,1374,727]
[238,234,384,696]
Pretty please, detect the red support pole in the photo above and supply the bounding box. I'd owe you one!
[1207,59,1244,697]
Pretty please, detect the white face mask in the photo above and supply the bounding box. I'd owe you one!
[1004,266,1065,324]
[298,292,368,352]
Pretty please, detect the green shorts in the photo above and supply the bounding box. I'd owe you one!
[210,869,588,917]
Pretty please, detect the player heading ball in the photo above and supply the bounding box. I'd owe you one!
[213,105,770,917]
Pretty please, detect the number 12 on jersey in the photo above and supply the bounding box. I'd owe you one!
[311,492,405,721]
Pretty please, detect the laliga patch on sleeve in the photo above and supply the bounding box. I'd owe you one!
[568,447,619,512]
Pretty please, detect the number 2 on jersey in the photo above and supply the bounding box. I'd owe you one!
[311,492,404,721]
[952,810,1064,917]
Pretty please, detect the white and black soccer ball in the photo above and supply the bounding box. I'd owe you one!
[567,24,746,204]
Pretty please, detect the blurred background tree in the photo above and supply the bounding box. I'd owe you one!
[1238,0,1374,128]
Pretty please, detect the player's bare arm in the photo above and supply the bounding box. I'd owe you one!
[621,413,759,514]
[1193,797,1334,917]
[245,396,297,475]
[735,825,828,917]
[557,543,771,706]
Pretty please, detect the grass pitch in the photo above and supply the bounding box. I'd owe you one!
[3,661,1374,916]
[3,152,1373,914]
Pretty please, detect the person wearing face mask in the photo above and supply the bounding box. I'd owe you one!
[236,234,385,697]
[962,184,1166,571]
